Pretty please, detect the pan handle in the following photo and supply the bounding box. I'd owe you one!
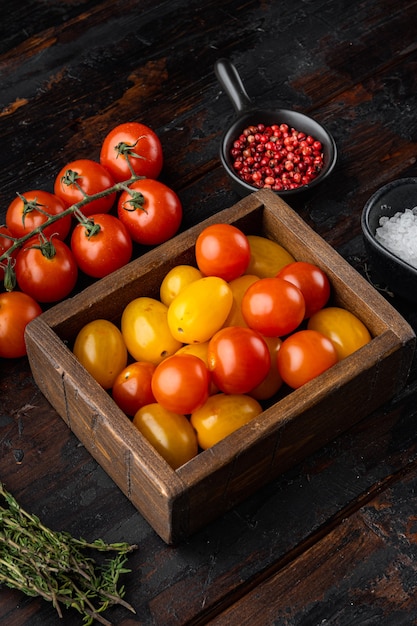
[214,58,253,114]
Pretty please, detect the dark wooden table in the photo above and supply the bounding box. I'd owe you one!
[2,1,417,624]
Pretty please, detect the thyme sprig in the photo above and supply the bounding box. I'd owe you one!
[0,482,138,625]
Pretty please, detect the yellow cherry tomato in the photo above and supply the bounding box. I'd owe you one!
[190,393,263,449]
[307,306,372,360]
[167,276,233,343]
[160,264,203,306]
[73,319,127,389]
[224,274,259,327]
[133,403,198,469]
[246,235,295,277]
[121,296,182,364]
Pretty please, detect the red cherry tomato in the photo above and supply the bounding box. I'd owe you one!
[15,236,78,303]
[0,291,42,358]
[117,179,182,245]
[241,276,305,337]
[151,353,210,414]
[207,326,271,394]
[277,261,331,318]
[112,361,156,416]
[6,190,71,241]
[70,213,133,278]
[195,223,251,282]
[0,226,16,284]
[100,122,163,182]
[54,158,117,217]
[277,329,338,389]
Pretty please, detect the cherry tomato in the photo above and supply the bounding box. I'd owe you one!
[307,306,372,360]
[0,291,42,358]
[15,236,78,303]
[117,179,182,245]
[121,296,182,364]
[100,121,163,182]
[249,335,283,400]
[73,319,127,389]
[54,159,117,217]
[190,393,263,450]
[245,235,295,277]
[167,276,233,343]
[223,274,259,328]
[0,226,16,284]
[175,341,218,394]
[195,223,251,281]
[70,213,132,278]
[151,353,210,414]
[277,261,331,318]
[6,190,71,241]
[133,403,198,469]
[241,277,305,337]
[277,329,338,389]
[160,264,203,307]
[207,326,271,394]
[112,361,156,416]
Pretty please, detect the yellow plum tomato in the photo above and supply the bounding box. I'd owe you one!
[133,403,198,469]
[307,306,372,360]
[167,276,233,343]
[160,264,203,306]
[112,361,156,416]
[249,335,283,400]
[121,296,182,364]
[223,274,260,328]
[191,393,263,450]
[245,235,295,277]
[151,353,210,414]
[73,319,127,389]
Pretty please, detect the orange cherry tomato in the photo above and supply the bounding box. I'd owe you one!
[133,403,198,469]
[151,353,210,414]
[207,326,270,394]
[241,276,305,337]
[277,329,338,389]
[195,223,251,281]
[112,361,156,416]
[0,291,42,358]
[191,393,263,450]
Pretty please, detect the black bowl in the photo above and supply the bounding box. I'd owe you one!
[361,177,417,302]
[215,58,338,198]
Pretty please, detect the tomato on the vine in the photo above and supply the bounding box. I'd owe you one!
[112,361,156,416]
[54,159,117,217]
[277,261,331,318]
[0,226,16,284]
[151,353,210,414]
[133,403,198,469]
[190,393,263,450]
[195,223,251,282]
[70,213,132,278]
[15,236,78,303]
[73,319,128,389]
[207,326,270,394]
[117,179,182,245]
[0,291,42,358]
[241,276,305,337]
[277,329,338,389]
[100,121,163,182]
[307,306,372,360]
[6,190,71,241]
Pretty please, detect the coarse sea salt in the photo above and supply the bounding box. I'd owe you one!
[375,205,417,269]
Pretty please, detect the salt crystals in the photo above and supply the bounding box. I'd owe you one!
[375,205,417,269]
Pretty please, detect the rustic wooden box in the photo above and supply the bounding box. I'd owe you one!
[25,189,416,544]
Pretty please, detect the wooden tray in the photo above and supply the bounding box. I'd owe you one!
[25,189,416,544]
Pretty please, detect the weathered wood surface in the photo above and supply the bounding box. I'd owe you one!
[2,0,417,623]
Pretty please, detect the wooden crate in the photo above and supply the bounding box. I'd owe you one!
[25,189,416,544]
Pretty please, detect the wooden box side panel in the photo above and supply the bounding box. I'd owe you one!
[25,317,185,544]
